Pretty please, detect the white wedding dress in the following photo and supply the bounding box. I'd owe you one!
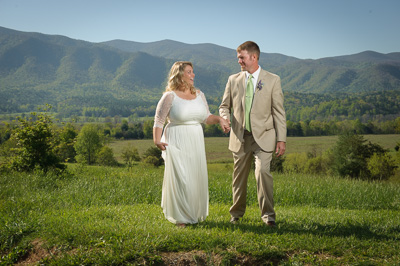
[154,90,211,224]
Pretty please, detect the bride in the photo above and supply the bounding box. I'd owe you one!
[153,61,230,227]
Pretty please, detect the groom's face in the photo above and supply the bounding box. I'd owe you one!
[237,50,256,73]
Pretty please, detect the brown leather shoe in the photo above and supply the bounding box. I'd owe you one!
[266,221,276,227]
[230,217,240,224]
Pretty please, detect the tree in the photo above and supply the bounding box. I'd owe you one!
[57,123,77,163]
[9,106,65,173]
[142,119,154,139]
[74,124,103,165]
[332,131,386,179]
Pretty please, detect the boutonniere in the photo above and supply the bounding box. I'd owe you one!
[256,80,264,90]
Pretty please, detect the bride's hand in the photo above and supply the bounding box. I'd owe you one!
[219,117,231,133]
[155,142,168,150]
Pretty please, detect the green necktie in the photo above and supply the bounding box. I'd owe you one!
[245,74,254,131]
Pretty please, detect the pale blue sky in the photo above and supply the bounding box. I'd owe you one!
[0,0,399,59]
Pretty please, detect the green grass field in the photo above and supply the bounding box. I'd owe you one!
[111,135,400,164]
[1,135,400,265]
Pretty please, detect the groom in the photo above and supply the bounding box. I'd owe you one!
[219,41,286,227]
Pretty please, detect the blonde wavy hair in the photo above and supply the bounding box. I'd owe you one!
[165,61,196,94]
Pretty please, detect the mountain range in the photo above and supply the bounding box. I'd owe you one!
[0,26,399,117]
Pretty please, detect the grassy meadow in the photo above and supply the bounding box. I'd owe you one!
[111,135,400,164]
[1,135,400,265]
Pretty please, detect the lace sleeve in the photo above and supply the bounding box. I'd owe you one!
[199,90,212,123]
[153,92,174,128]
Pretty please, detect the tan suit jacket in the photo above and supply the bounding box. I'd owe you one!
[219,68,286,153]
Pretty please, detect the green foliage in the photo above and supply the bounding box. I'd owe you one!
[7,106,65,173]
[367,153,398,181]
[204,124,226,137]
[113,122,145,139]
[0,125,11,145]
[142,147,163,167]
[143,155,160,166]
[270,152,285,173]
[142,119,153,139]
[283,152,309,174]
[96,146,118,166]
[305,151,334,175]
[57,123,77,163]
[74,124,103,165]
[281,150,334,175]
[121,145,141,167]
[332,131,392,179]
[285,90,400,123]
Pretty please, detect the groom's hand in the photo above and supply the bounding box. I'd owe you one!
[220,117,231,133]
[275,141,286,157]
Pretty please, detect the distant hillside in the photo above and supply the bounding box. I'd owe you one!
[275,53,400,93]
[100,39,299,73]
[0,26,400,119]
[103,39,400,94]
[0,27,226,116]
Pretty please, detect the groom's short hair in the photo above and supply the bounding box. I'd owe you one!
[237,41,260,60]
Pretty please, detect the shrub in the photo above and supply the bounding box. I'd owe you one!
[282,152,308,173]
[271,152,285,173]
[121,145,141,167]
[143,155,160,166]
[142,147,163,167]
[97,146,119,166]
[367,153,398,181]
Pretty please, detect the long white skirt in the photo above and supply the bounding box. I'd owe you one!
[161,123,209,224]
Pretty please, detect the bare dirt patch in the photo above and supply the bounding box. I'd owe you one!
[15,240,273,265]
[16,239,53,265]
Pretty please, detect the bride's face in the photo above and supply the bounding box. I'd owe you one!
[181,65,195,85]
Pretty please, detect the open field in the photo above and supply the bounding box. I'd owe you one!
[1,160,400,265]
[1,134,399,264]
[110,134,400,163]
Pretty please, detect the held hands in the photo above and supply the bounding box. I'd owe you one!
[219,117,231,133]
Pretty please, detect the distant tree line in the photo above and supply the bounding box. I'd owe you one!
[1,90,399,127]
[287,118,400,136]
[1,114,399,148]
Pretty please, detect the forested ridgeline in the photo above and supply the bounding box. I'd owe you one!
[1,88,399,121]
[0,110,399,145]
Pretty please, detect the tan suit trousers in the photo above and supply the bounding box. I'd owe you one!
[229,131,275,222]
